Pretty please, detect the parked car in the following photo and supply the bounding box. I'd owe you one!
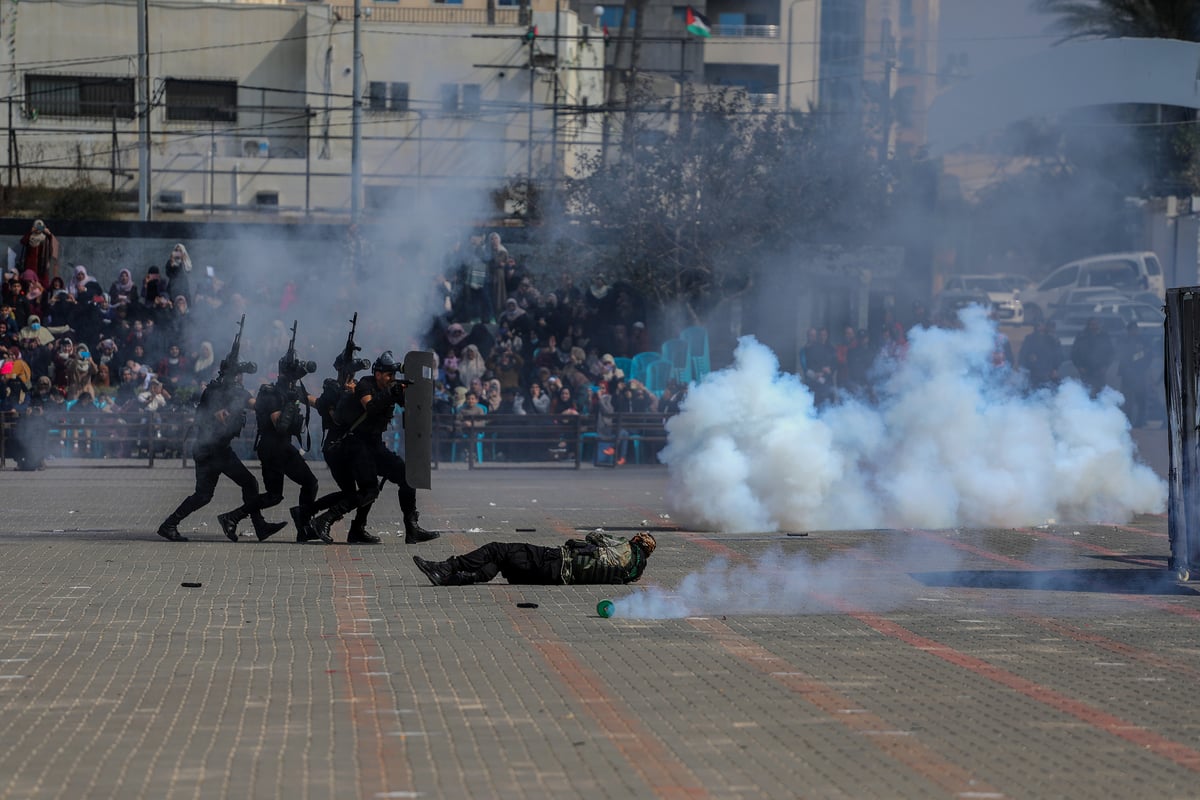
[932,289,994,320]
[1052,300,1165,348]
[941,274,1025,324]
[1020,251,1166,325]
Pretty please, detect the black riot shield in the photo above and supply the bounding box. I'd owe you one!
[402,350,436,490]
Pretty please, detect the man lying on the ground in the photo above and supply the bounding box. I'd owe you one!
[413,530,655,586]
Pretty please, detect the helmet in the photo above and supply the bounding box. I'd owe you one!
[372,350,402,373]
[630,531,656,556]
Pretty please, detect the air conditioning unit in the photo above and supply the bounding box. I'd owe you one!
[241,137,270,158]
[156,190,185,212]
[254,191,280,213]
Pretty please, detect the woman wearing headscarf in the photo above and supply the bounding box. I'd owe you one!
[108,268,141,316]
[457,343,487,389]
[164,243,192,303]
[17,219,59,289]
[193,341,217,386]
[68,265,104,303]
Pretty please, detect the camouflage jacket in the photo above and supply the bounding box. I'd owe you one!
[560,531,648,585]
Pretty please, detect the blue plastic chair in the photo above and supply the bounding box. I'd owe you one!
[449,409,487,463]
[644,359,674,397]
[629,351,662,386]
[661,338,692,383]
[613,356,633,378]
[681,326,710,378]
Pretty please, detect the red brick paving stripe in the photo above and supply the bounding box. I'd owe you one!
[681,530,1200,778]
[328,545,412,797]
[477,526,710,799]
[688,616,1002,797]
[850,610,1200,773]
[519,625,711,800]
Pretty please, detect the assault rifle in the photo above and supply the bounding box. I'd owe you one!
[214,314,257,387]
[335,312,371,385]
[278,319,317,389]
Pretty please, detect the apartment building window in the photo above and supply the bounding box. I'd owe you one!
[390,82,410,112]
[440,83,459,112]
[367,82,411,112]
[368,81,388,111]
[25,74,135,119]
[439,83,482,116]
[598,6,634,28]
[164,79,237,122]
[433,0,464,5]
[461,84,482,115]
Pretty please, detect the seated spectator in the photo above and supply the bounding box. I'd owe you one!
[138,379,171,412]
[441,354,463,389]
[483,379,503,413]
[550,385,579,416]
[69,265,104,303]
[450,385,468,414]
[154,343,191,393]
[193,341,218,386]
[526,382,550,414]
[487,343,523,391]
[108,269,140,314]
[65,342,99,401]
[458,344,487,389]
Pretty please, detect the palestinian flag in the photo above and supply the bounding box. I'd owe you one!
[685,6,711,37]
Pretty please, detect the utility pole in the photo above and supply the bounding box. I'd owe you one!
[351,0,363,224]
[137,0,151,221]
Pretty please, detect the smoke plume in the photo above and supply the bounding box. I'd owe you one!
[660,306,1166,533]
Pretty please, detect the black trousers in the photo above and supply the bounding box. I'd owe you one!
[323,435,416,530]
[451,542,563,585]
[166,442,262,524]
[256,437,319,513]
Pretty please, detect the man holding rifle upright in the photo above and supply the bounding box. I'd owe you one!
[156,315,287,543]
[217,320,325,543]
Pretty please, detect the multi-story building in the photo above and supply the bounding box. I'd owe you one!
[0,0,602,219]
[568,0,937,151]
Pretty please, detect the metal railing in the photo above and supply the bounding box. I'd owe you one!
[330,6,522,25]
[712,24,781,38]
[0,409,673,470]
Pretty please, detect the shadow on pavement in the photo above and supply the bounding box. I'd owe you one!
[911,567,1197,595]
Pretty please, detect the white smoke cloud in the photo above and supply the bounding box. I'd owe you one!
[614,534,963,619]
[660,306,1166,533]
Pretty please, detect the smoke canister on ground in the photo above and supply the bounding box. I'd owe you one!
[596,599,615,618]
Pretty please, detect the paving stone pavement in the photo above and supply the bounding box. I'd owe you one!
[0,459,1196,799]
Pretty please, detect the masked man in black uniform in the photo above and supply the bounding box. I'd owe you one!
[310,351,438,545]
[156,364,287,543]
[217,338,324,542]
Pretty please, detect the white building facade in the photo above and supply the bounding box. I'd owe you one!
[0,0,604,218]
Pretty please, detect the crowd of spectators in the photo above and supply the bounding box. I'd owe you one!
[0,225,690,467]
[801,302,1158,428]
[424,232,683,434]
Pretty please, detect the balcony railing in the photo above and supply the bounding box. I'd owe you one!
[747,92,780,107]
[712,24,780,38]
[330,6,522,25]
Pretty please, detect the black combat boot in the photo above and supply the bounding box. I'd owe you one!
[413,556,456,585]
[347,519,382,545]
[252,514,288,542]
[217,508,248,542]
[403,510,439,544]
[307,511,337,544]
[290,506,316,543]
[157,520,188,542]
